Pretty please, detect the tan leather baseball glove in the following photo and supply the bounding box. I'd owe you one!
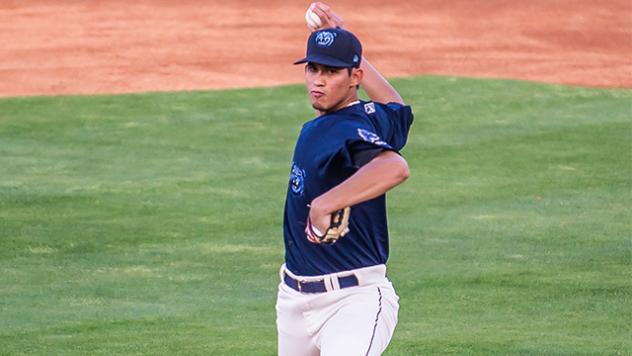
[306,207,351,244]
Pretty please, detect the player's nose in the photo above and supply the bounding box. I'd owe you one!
[312,72,325,86]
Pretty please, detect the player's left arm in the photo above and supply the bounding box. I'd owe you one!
[309,150,409,232]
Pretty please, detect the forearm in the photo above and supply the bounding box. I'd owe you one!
[360,57,404,105]
[311,151,409,215]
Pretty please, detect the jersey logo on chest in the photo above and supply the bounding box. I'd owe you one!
[289,162,306,196]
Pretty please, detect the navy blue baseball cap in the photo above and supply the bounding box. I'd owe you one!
[294,28,362,68]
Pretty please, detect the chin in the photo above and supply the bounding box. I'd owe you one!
[311,102,329,112]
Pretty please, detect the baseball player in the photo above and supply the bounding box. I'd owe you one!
[276,3,413,356]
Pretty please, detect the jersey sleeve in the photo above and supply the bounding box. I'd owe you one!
[347,102,414,168]
[383,102,414,151]
[324,102,413,170]
[324,119,390,170]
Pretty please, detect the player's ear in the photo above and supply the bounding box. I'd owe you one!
[350,68,363,88]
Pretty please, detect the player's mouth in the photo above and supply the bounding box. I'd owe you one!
[310,90,325,99]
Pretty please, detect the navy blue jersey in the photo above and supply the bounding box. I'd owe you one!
[283,100,413,276]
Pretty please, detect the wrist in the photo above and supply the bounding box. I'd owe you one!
[310,196,331,216]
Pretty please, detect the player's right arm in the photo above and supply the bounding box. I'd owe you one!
[309,2,405,105]
[359,58,404,105]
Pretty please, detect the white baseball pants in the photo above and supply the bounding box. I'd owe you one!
[276,264,399,356]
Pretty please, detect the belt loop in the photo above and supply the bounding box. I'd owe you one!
[323,275,333,292]
[330,274,341,290]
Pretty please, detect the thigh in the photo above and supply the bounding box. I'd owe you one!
[276,283,320,356]
[319,285,399,356]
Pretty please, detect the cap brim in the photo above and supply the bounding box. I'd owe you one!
[293,54,350,68]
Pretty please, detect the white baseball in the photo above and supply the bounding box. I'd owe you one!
[305,6,322,30]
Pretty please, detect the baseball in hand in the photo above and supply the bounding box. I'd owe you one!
[305,5,322,30]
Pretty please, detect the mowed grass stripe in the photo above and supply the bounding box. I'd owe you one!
[0,77,630,355]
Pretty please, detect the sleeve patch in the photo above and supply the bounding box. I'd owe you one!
[364,102,376,114]
[357,128,388,147]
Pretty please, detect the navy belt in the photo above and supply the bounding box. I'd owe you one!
[283,272,359,293]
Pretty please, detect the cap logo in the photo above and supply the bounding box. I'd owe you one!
[315,31,336,47]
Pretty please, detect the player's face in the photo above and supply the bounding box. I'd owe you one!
[305,63,362,114]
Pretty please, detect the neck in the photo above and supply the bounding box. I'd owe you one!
[320,93,359,115]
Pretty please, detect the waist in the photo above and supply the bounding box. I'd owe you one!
[280,264,387,294]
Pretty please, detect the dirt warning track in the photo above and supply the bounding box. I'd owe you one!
[1,0,630,97]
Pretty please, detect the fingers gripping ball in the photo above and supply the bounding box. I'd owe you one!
[305,4,323,30]
[306,207,351,245]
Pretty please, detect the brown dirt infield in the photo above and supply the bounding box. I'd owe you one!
[1,0,631,97]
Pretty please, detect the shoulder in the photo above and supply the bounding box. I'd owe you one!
[314,105,373,130]
[374,101,413,116]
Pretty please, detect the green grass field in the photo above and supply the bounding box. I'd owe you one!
[1,77,630,355]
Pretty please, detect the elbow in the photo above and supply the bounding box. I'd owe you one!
[373,150,410,185]
[394,158,410,184]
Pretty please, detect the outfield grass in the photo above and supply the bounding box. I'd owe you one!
[0,77,630,355]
